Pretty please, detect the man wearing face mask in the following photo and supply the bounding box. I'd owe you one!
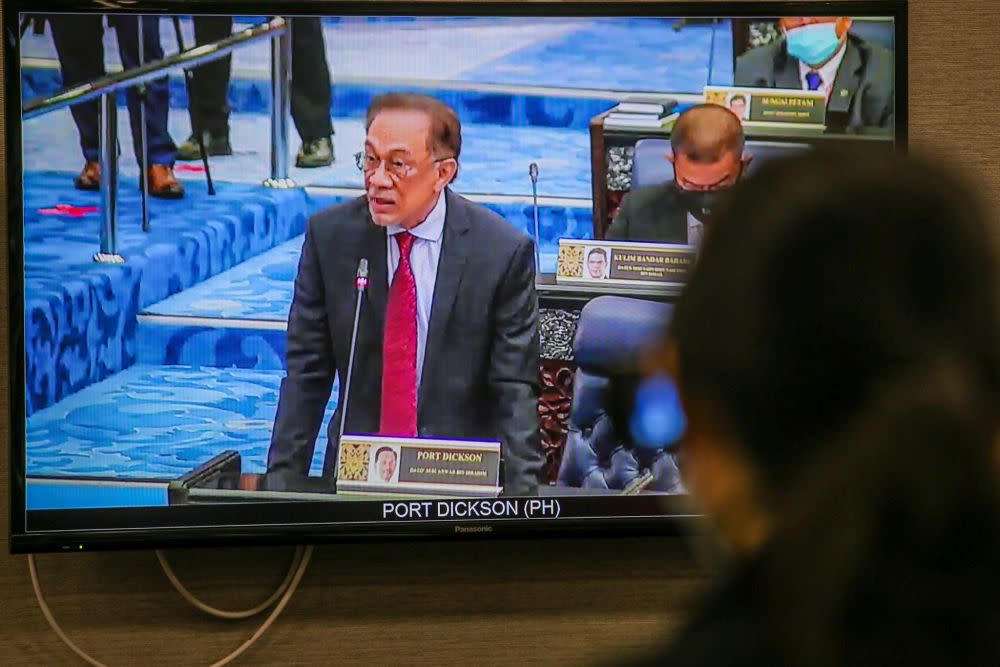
[606,105,750,248]
[735,16,894,133]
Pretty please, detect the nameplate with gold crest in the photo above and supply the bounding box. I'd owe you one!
[336,435,502,497]
[704,85,826,130]
[556,239,696,288]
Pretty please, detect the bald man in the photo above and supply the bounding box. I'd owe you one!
[735,17,894,133]
[606,105,750,247]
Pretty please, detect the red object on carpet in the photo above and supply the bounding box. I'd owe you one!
[38,204,100,218]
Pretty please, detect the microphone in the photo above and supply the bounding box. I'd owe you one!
[528,162,542,274]
[337,259,369,450]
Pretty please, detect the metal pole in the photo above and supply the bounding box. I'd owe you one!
[24,18,288,120]
[264,18,295,189]
[172,16,216,196]
[136,16,151,232]
[530,168,542,274]
[95,94,124,264]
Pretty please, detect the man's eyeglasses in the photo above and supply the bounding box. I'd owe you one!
[354,151,454,181]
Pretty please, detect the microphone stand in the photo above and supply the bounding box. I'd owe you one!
[529,163,541,274]
[337,259,369,449]
[137,15,150,232]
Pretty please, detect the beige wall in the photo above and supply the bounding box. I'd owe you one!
[2,1,998,663]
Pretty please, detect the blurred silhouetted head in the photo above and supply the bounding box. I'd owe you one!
[664,145,1000,665]
[671,147,999,491]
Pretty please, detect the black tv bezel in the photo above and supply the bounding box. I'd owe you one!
[6,0,909,554]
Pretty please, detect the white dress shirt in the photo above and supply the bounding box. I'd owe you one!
[687,211,705,248]
[797,39,848,102]
[385,191,446,387]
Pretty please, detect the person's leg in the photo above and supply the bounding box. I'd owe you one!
[177,15,234,158]
[289,17,334,167]
[49,14,106,188]
[111,15,183,198]
[111,16,177,166]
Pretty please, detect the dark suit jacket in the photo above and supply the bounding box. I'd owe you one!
[266,188,544,495]
[734,34,894,133]
[605,182,688,243]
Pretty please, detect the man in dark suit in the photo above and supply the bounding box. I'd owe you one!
[176,16,335,167]
[735,16,894,133]
[266,93,543,495]
[606,105,749,246]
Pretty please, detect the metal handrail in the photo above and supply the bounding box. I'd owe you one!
[23,17,287,119]
[21,15,294,262]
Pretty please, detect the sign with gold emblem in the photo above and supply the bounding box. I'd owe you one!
[336,435,502,497]
[556,239,696,287]
[704,85,826,130]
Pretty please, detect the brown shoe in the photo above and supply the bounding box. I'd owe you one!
[74,161,101,191]
[145,165,185,199]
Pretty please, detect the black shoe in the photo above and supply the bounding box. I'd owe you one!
[296,136,334,168]
[177,131,232,161]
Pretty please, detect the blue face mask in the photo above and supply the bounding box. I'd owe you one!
[785,22,842,67]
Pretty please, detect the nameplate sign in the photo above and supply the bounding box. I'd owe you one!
[556,239,696,288]
[704,85,826,130]
[336,435,502,497]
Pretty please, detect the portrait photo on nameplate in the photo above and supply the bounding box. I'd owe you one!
[336,435,503,497]
[556,239,696,287]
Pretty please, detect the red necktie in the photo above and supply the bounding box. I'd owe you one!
[380,231,418,437]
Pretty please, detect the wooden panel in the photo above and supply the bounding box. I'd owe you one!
[3,1,1000,663]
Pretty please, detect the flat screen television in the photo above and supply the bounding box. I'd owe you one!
[6,1,907,553]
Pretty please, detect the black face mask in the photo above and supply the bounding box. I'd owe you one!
[675,187,726,221]
[673,166,742,221]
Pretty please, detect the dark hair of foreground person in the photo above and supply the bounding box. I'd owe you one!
[638,146,1000,667]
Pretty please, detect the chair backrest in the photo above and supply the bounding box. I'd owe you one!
[557,296,685,492]
[630,137,812,190]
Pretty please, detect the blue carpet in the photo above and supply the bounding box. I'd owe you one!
[22,172,319,415]
[145,235,305,321]
[143,226,571,324]
[21,70,622,132]
[20,16,731,92]
[20,16,729,131]
[26,365,336,480]
[135,223,567,372]
[137,324,287,371]
[460,18,733,92]
[26,480,169,510]
[23,112,596,199]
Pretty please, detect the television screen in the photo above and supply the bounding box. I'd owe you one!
[7,1,905,552]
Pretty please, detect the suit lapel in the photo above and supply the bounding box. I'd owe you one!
[774,40,802,88]
[828,38,863,114]
[358,207,387,356]
[667,184,689,243]
[418,189,470,421]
